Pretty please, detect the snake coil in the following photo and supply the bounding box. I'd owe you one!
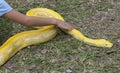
[0,8,113,66]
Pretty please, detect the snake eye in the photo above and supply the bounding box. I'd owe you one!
[104,44,112,48]
[105,44,108,46]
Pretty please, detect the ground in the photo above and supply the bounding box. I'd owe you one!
[0,0,120,73]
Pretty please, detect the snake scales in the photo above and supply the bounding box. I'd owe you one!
[0,8,113,66]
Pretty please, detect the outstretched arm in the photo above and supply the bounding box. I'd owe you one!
[4,9,74,30]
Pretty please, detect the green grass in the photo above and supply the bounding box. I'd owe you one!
[0,0,120,73]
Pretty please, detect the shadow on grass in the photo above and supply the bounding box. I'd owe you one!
[0,18,13,45]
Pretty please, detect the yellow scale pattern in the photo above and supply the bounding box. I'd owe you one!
[0,8,113,66]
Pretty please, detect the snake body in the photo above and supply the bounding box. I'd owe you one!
[0,8,113,66]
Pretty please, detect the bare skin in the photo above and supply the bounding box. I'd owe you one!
[4,9,74,30]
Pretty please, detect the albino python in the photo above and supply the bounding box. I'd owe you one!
[0,8,113,66]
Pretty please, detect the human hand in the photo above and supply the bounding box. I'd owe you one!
[55,19,74,31]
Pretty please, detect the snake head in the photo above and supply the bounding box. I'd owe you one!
[96,39,113,48]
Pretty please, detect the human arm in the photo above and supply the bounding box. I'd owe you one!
[3,9,74,30]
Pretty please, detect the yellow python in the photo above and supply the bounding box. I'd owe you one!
[0,8,113,66]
